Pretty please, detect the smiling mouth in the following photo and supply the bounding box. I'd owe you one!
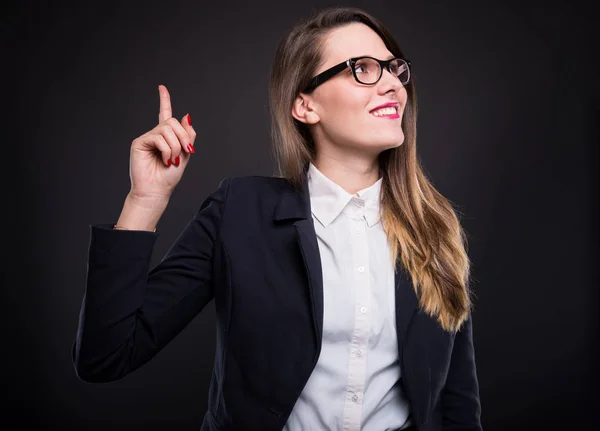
[371,106,399,118]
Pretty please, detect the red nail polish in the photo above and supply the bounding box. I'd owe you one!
[187,114,192,126]
[188,143,195,153]
[175,156,180,167]
[167,159,171,166]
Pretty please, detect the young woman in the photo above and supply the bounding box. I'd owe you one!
[73,7,482,431]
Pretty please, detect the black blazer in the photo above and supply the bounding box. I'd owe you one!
[73,173,482,431]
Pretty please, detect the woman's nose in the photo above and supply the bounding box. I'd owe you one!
[378,68,403,93]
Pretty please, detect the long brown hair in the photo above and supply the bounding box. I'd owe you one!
[269,7,472,333]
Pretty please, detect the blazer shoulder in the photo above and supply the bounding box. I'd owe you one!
[215,175,300,222]
[226,175,294,195]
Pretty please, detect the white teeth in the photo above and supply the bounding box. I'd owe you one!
[372,107,397,116]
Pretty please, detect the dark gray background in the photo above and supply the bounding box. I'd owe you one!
[2,0,598,429]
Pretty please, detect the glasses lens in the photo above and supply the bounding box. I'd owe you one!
[390,59,410,85]
[353,58,381,84]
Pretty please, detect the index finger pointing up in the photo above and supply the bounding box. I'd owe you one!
[158,84,172,123]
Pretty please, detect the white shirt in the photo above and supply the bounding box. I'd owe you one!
[283,163,412,430]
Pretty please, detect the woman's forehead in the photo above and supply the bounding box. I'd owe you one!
[321,23,393,65]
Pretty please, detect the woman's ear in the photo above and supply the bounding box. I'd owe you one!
[292,94,320,124]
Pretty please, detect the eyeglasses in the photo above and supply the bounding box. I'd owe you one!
[303,56,411,93]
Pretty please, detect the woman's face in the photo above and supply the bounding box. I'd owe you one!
[295,23,408,158]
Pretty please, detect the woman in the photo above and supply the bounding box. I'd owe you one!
[73,7,482,431]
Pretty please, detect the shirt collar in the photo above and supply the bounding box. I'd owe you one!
[307,162,383,228]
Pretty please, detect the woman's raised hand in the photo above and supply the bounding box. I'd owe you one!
[128,85,196,201]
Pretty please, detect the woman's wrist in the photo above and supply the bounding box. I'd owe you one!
[113,193,169,232]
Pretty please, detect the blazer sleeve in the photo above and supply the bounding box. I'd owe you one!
[72,177,231,383]
[441,314,483,430]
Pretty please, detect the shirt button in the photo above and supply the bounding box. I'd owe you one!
[352,394,359,402]
[360,307,367,314]
[357,266,365,272]
[355,350,363,357]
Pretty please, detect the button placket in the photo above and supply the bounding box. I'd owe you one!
[342,215,371,430]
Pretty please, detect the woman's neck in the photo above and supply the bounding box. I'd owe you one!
[312,154,380,195]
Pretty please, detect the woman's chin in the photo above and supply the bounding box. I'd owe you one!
[381,134,405,150]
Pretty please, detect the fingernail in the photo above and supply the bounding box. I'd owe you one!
[187,114,192,126]
[167,159,172,166]
[174,156,180,167]
[187,143,195,153]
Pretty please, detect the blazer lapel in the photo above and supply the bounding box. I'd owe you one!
[395,263,433,427]
[273,171,324,351]
[293,219,324,350]
[394,263,419,352]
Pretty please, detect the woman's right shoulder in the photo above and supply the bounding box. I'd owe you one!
[206,175,294,209]
[216,175,293,196]
[201,175,296,225]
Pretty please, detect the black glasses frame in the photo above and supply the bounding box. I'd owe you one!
[303,56,411,93]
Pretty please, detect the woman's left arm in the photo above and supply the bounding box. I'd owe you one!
[441,314,483,430]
